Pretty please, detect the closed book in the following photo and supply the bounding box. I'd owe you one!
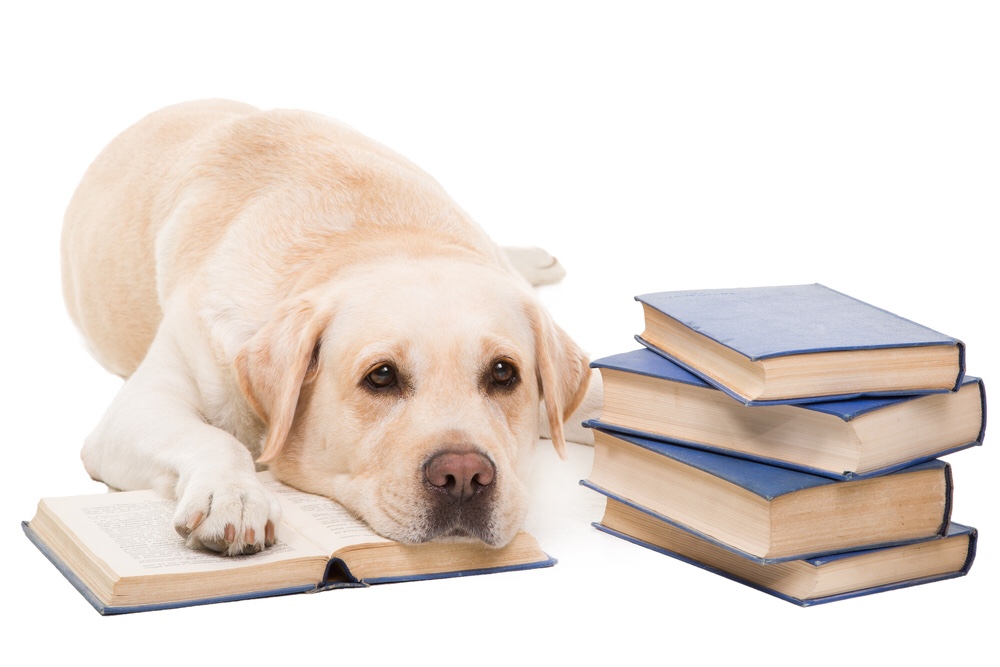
[636,283,965,405]
[590,348,985,480]
[582,427,953,563]
[595,497,977,606]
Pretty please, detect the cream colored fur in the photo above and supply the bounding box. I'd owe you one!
[62,100,599,556]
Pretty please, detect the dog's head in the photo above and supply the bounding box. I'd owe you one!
[234,257,589,547]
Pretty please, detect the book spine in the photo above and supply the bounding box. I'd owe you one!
[941,463,955,537]
[960,527,979,575]
[954,341,968,391]
[976,378,988,446]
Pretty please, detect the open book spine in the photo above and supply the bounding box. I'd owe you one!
[592,521,977,607]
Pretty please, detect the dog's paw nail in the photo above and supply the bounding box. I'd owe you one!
[265,521,276,546]
[173,477,281,556]
[186,511,204,533]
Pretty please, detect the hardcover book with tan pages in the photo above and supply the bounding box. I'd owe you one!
[23,472,554,615]
[583,427,953,563]
[636,284,965,405]
[590,348,984,480]
[596,497,976,606]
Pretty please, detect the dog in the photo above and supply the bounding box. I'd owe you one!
[62,100,600,556]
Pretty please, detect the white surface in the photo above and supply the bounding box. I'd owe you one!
[3,2,996,664]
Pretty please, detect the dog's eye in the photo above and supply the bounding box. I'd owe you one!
[365,363,398,390]
[489,360,518,387]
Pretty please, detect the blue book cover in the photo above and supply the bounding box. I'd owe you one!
[593,501,977,607]
[635,283,966,405]
[583,426,953,562]
[591,348,985,480]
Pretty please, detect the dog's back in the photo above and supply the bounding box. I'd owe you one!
[61,100,505,379]
[61,100,259,377]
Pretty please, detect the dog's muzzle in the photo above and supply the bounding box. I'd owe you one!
[421,449,501,544]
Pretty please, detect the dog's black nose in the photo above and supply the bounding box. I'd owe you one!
[424,450,495,501]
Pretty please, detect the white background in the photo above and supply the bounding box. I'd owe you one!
[2,2,996,663]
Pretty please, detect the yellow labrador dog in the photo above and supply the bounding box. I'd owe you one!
[61,100,597,556]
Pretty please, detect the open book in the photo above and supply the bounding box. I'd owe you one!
[23,472,554,614]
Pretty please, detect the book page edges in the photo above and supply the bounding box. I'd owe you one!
[330,531,554,583]
[592,520,975,607]
[22,521,323,615]
[340,553,557,585]
[637,336,961,406]
[580,479,953,564]
[586,419,982,481]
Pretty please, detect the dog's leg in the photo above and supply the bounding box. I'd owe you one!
[503,246,567,287]
[80,321,281,557]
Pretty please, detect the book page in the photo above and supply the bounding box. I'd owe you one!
[261,472,393,555]
[40,487,329,578]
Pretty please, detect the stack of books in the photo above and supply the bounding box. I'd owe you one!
[582,284,984,606]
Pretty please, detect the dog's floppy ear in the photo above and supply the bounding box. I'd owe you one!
[234,298,330,465]
[530,304,591,460]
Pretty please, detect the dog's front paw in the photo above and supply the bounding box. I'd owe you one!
[173,475,282,556]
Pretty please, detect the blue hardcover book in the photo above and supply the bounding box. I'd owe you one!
[582,426,953,563]
[22,473,555,615]
[635,283,966,405]
[595,496,977,607]
[591,348,985,480]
